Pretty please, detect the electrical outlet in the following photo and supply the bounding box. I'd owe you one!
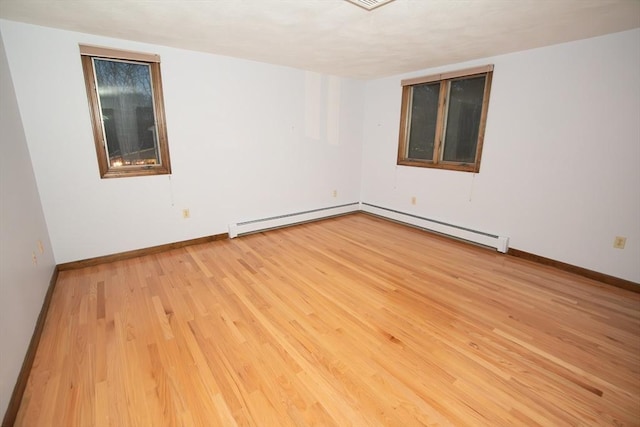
[411,196,417,205]
[332,190,337,198]
[613,236,626,249]
[182,209,190,219]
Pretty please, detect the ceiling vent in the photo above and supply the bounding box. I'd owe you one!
[344,0,397,11]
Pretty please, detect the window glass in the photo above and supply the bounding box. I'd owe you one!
[407,82,440,161]
[397,66,492,173]
[93,58,160,168]
[441,76,485,163]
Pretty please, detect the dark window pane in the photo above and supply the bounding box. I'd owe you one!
[93,59,159,167]
[407,82,440,161]
[442,76,485,163]
[136,107,156,150]
[101,108,120,157]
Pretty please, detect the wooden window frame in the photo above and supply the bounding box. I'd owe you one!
[80,45,172,179]
[397,65,493,173]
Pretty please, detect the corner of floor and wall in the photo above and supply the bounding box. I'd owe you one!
[0,31,57,424]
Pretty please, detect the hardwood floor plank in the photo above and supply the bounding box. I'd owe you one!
[14,214,640,426]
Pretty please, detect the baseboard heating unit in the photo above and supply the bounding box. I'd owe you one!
[228,202,360,238]
[361,202,509,253]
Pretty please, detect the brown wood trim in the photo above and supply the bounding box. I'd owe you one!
[396,159,477,172]
[397,70,492,173]
[401,64,494,87]
[396,85,411,164]
[79,44,160,63]
[472,70,493,173]
[80,54,109,178]
[507,248,639,293]
[150,61,171,175]
[81,54,171,179]
[2,266,59,427]
[432,81,447,164]
[58,233,229,271]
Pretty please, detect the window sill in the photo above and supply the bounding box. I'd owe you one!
[396,160,479,173]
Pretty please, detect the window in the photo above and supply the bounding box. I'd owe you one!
[397,65,493,173]
[80,45,171,178]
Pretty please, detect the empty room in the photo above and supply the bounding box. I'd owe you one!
[1,0,639,425]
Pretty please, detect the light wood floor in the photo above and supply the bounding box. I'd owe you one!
[15,213,640,426]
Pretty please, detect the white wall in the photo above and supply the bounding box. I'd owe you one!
[361,29,640,283]
[0,32,56,418]
[1,19,638,283]
[0,20,364,263]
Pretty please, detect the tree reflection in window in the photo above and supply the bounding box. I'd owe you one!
[94,59,159,167]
